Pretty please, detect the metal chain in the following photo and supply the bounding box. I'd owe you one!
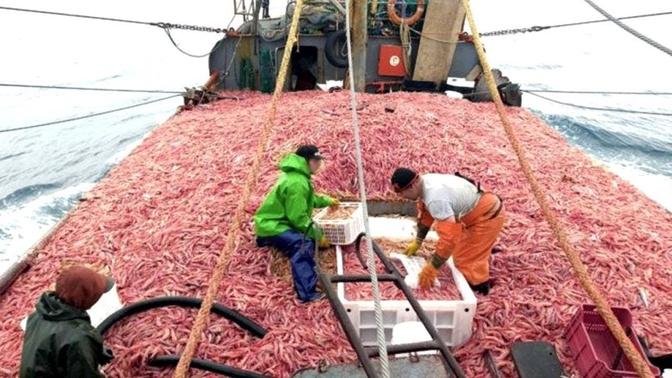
[480,25,548,37]
[155,22,224,34]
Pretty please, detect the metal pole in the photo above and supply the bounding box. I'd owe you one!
[351,0,367,92]
[317,271,381,377]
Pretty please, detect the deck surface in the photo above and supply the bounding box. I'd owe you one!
[1,91,670,377]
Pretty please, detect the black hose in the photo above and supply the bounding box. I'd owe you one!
[148,354,268,378]
[353,232,371,270]
[96,296,267,338]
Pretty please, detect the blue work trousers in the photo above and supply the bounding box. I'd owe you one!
[257,230,317,302]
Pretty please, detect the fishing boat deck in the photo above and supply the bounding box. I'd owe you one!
[1,91,670,377]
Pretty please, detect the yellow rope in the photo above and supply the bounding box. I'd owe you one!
[459,1,653,377]
[172,1,305,376]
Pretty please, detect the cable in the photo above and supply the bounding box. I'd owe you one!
[344,1,390,377]
[525,89,672,96]
[4,83,668,97]
[549,10,672,29]
[524,91,672,116]
[0,83,182,94]
[582,0,672,57]
[162,28,214,58]
[481,10,672,36]
[0,5,157,26]
[0,6,224,33]
[0,95,181,134]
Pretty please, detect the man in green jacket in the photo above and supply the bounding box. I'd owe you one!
[20,265,114,377]
[254,145,338,302]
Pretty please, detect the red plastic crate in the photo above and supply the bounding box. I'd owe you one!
[563,305,660,377]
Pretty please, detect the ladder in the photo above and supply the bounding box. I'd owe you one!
[316,234,466,377]
[233,0,256,21]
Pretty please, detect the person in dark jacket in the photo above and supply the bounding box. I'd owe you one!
[20,265,114,378]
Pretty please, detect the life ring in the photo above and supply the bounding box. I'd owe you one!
[387,0,425,26]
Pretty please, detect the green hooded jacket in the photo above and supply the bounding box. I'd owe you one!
[20,292,112,378]
[254,153,334,240]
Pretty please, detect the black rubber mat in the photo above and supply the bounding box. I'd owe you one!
[511,341,564,378]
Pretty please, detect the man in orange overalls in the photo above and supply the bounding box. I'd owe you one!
[391,168,505,295]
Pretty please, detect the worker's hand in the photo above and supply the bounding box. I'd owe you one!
[418,263,438,290]
[404,239,421,256]
[318,236,331,249]
[329,198,341,208]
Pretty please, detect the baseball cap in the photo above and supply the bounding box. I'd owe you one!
[55,265,114,310]
[391,167,419,193]
[295,144,323,161]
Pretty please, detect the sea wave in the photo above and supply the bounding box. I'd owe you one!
[0,183,63,207]
[0,182,94,262]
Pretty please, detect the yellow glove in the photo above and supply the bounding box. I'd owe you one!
[318,236,331,249]
[418,263,438,290]
[404,239,421,256]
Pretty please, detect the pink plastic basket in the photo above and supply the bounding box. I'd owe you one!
[563,305,660,378]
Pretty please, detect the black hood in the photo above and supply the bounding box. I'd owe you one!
[35,292,90,322]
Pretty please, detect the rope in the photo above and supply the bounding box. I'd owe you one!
[0,95,181,134]
[400,23,412,75]
[171,1,306,376]
[0,6,224,33]
[0,83,182,94]
[524,91,672,117]
[408,26,465,44]
[481,10,672,36]
[344,0,390,376]
[460,1,654,377]
[581,0,672,57]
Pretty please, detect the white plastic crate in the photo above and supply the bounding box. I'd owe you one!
[313,202,364,245]
[334,246,477,348]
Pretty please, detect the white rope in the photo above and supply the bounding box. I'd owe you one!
[344,1,390,376]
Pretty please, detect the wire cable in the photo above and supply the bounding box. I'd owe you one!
[0,5,157,26]
[549,10,672,29]
[344,1,390,377]
[0,95,181,134]
[0,83,183,94]
[480,10,672,36]
[581,0,672,57]
[162,28,213,58]
[524,91,672,116]
[525,89,672,95]
[0,6,225,33]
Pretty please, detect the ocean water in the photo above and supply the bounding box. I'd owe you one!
[1,0,671,270]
